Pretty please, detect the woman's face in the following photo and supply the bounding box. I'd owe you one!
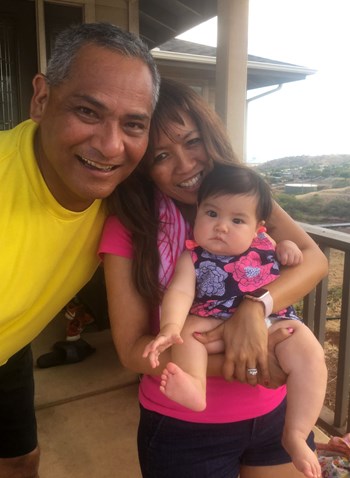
[148,112,213,205]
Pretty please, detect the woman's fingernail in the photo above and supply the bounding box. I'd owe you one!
[287,327,294,334]
[193,331,202,335]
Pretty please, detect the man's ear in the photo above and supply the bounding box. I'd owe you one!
[30,74,50,123]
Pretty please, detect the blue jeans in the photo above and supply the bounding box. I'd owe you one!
[137,399,315,478]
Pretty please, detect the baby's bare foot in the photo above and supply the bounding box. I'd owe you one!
[160,362,206,411]
[282,433,321,478]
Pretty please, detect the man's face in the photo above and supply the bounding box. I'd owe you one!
[30,44,154,211]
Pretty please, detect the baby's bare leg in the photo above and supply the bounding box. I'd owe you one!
[270,320,327,478]
[161,316,223,411]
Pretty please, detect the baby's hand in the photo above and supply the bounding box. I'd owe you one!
[142,332,183,368]
[275,240,303,266]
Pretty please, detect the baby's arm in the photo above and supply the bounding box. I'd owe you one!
[276,240,303,266]
[142,251,196,368]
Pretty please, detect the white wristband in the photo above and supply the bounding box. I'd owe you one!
[243,289,273,318]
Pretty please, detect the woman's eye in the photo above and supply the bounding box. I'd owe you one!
[153,152,168,163]
[187,137,201,146]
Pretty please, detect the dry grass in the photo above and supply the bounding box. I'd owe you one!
[323,249,343,411]
[296,186,350,203]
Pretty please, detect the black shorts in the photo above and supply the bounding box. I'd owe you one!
[0,345,37,457]
[138,398,316,478]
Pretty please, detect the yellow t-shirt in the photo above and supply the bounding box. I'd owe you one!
[0,120,106,364]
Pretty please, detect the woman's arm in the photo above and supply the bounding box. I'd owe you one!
[104,252,290,387]
[104,253,229,377]
[195,202,328,384]
[265,201,328,308]
[104,253,166,375]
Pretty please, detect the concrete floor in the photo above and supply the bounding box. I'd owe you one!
[32,313,330,478]
[32,313,142,478]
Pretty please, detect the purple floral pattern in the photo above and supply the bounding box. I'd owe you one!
[186,236,299,321]
[195,260,227,298]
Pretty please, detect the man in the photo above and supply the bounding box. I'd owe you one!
[0,22,160,477]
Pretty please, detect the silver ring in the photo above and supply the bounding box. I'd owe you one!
[247,368,258,376]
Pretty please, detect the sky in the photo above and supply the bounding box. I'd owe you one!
[177,0,350,164]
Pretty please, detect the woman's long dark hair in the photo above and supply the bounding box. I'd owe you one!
[107,79,240,305]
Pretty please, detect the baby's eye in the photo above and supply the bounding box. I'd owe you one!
[206,210,217,218]
[232,218,243,224]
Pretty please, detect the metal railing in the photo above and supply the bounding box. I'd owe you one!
[300,223,350,436]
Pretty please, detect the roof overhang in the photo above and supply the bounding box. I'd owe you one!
[151,50,316,90]
[139,1,315,90]
[139,0,217,49]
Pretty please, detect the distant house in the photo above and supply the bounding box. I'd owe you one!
[284,183,318,195]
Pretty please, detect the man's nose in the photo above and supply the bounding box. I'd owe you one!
[92,122,125,159]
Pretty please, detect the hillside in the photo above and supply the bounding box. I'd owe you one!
[255,154,350,223]
[254,156,350,414]
[255,154,350,171]
[296,186,350,202]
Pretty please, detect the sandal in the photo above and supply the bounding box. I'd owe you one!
[36,338,96,369]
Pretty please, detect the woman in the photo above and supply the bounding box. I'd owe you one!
[100,79,328,477]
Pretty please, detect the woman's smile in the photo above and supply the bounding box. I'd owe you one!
[177,171,204,190]
[149,112,213,205]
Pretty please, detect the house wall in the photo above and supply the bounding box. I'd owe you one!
[155,59,216,108]
[94,0,129,28]
[0,0,136,126]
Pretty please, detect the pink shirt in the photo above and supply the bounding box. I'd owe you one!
[99,214,286,423]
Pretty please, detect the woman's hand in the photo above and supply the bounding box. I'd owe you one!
[195,300,269,385]
[260,327,290,388]
[195,303,293,386]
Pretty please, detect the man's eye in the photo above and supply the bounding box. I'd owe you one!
[126,122,146,131]
[77,107,96,118]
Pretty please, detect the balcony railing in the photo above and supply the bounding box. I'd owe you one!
[300,223,350,437]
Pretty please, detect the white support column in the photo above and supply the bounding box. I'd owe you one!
[216,0,249,161]
[127,0,139,34]
[83,0,96,23]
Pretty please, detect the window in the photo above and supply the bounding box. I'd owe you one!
[0,18,19,130]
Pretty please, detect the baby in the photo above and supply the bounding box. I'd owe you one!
[143,163,326,478]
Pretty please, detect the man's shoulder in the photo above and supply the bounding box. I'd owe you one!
[0,120,36,158]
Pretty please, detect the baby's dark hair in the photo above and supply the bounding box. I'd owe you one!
[198,164,273,222]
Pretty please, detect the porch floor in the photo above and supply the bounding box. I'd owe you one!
[32,314,329,478]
